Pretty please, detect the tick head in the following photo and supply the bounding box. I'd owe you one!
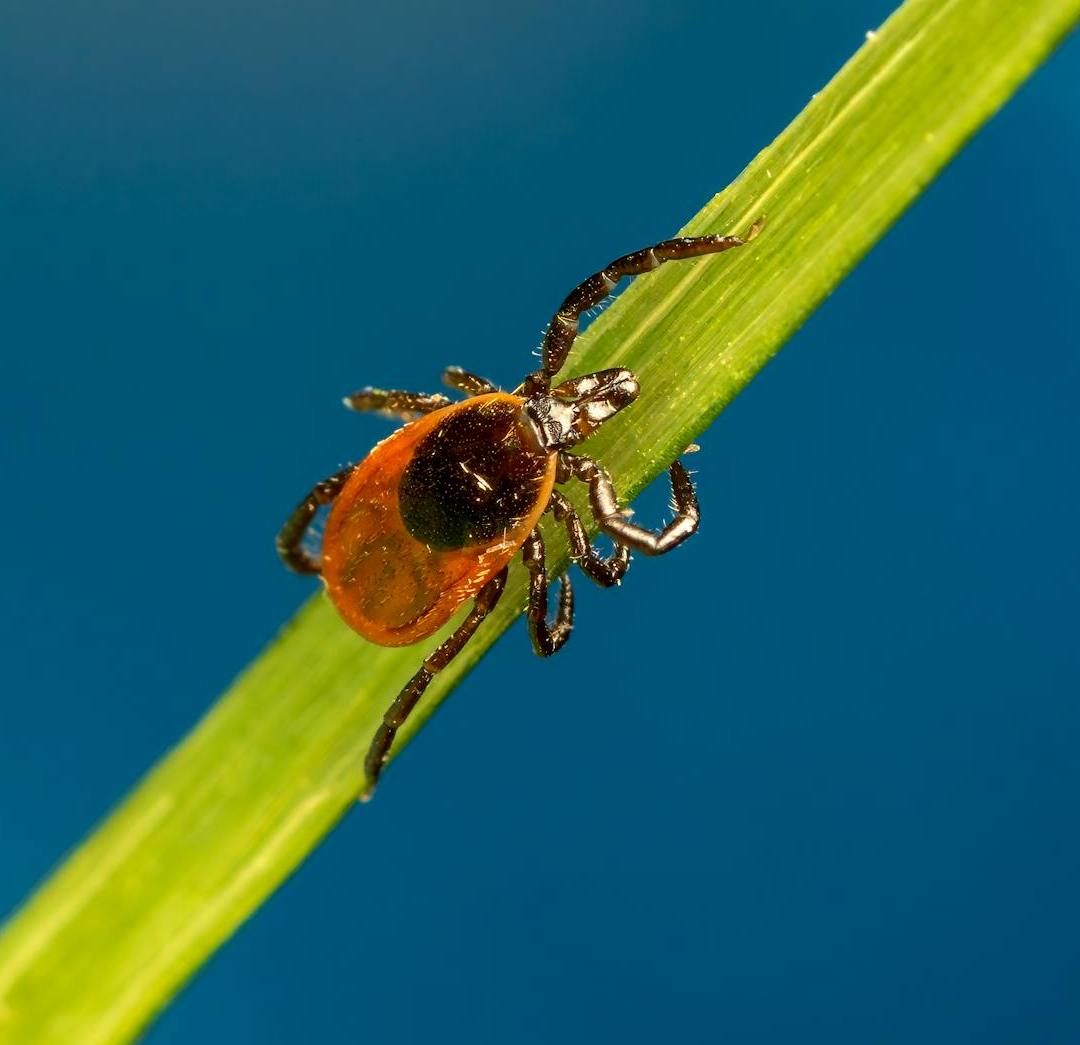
[522,367,640,451]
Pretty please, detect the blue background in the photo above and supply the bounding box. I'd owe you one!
[2,1,1079,1042]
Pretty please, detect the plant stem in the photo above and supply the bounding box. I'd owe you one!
[1,0,1077,1041]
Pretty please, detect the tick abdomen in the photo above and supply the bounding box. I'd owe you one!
[321,394,556,646]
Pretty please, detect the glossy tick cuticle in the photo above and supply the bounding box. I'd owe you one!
[276,219,762,798]
[397,401,550,551]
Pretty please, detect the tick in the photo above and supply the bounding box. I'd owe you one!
[278,220,762,798]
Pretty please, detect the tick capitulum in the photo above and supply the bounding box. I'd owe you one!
[278,219,762,798]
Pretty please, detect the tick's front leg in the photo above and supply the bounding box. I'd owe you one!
[562,453,700,556]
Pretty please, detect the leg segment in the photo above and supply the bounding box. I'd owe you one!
[442,365,499,397]
[276,466,355,574]
[362,567,508,799]
[547,490,629,588]
[343,387,451,420]
[529,219,764,391]
[563,453,700,556]
[521,528,574,656]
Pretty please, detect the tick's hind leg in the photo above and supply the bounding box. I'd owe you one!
[528,218,764,391]
[343,387,451,420]
[362,567,508,800]
[563,453,700,556]
[276,466,355,574]
[442,366,499,397]
[522,528,574,656]
[547,491,629,587]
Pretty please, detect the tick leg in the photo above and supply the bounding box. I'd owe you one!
[547,490,629,588]
[522,527,574,656]
[563,453,700,556]
[442,366,499,397]
[362,567,508,800]
[276,466,355,574]
[527,218,764,391]
[343,387,451,420]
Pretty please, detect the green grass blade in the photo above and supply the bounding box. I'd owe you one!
[2,0,1077,1040]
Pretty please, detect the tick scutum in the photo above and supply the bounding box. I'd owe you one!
[397,398,550,550]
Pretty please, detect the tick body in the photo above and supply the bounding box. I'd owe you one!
[322,393,555,646]
[278,219,762,798]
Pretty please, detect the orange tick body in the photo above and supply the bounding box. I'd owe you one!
[321,393,556,646]
[277,219,760,797]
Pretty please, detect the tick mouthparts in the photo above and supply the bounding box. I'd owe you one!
[521,394,578,452]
